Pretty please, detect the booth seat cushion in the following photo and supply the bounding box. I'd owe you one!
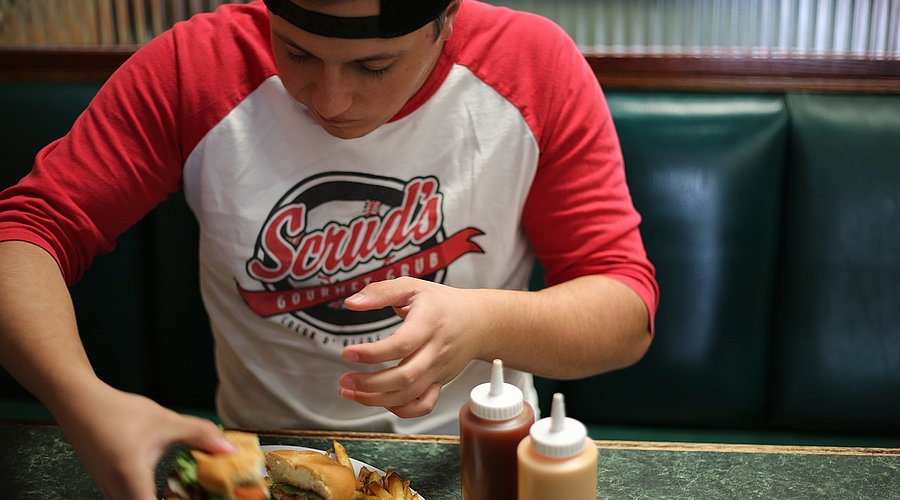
[770,93,900,435]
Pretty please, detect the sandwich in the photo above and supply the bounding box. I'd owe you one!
[264,447,357,500]
[264,441,419,500]
[163,430,270,500]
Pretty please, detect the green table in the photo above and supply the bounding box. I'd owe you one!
[2,421,899,499]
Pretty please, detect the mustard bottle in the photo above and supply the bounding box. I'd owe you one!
[517,393,598,500]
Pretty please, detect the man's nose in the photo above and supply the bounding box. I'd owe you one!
[311,66,352,119]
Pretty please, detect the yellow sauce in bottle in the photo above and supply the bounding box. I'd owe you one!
[517,393,598,500]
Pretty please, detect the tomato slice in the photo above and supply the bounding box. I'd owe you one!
[233,482,270,499]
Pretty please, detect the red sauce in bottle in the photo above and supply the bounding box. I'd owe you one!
[459,359,535,500]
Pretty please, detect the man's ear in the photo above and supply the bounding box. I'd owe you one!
[442,0,462,39]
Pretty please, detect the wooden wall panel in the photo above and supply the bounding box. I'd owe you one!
[1,47,898,93]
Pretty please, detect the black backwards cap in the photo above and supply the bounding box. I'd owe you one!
[263,0,453,39]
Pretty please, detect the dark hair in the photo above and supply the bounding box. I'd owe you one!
[432,11,447,40]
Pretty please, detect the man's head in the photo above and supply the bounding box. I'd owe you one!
[266,0,460,139]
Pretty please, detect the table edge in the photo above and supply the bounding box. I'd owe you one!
[244,427,900,456]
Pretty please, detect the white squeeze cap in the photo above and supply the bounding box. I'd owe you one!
[529,393,588,458]
[469,359,524,420]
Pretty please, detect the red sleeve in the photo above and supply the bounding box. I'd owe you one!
[455,2,659,326]
[0,3,274,286]
[524,33,658,323]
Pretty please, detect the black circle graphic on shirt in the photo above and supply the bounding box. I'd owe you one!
[251,171,446,335]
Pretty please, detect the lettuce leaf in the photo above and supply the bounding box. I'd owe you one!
[173,448,199,487]
[269,480,324,500]
[169,447,236,500]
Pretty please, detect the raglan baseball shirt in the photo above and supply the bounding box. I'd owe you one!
[0,0,658,434]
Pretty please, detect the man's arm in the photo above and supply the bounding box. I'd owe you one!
[338,275,651,417]
[0,241,94,409]
[0,240,234,500]
[482,274,651,377]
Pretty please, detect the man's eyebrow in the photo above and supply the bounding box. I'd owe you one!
[273,31,404,63]
[274,32,314,56]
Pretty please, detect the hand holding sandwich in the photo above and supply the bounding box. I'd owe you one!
[166,430,270,499]
[57,384,237,500]
[0,242,237,500]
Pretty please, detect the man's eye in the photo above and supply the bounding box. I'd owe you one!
[360,64,390,78]
[285,50,308,63]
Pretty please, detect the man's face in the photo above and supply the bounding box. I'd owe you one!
[269,0,452,139]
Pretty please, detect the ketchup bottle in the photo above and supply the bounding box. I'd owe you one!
[460,359,535,500]
[517,393,598,500]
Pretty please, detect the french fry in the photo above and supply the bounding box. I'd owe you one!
[368,482,393,500]
[356,467,373,491]
[385,471,405,497]
[333,440,354,470]
[334,441,419,500]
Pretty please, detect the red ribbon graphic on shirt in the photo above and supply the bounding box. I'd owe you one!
[237,227,483,316]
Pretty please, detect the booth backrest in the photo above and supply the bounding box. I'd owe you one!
[770,94,900,434]
[551,92,788,430]
[536,91,900,440]
[2,83,899,442]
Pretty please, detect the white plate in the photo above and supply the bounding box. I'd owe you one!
[260,445,424,499]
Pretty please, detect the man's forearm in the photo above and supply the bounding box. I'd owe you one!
[0,240,100,414]
[477,274,652,380]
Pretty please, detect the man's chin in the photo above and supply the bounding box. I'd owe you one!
[318,121,380,140]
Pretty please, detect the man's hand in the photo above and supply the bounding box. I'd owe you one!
[339,277,488,418]
[0,241,235,499]
[56,384,235,500]
[338,274,651,419]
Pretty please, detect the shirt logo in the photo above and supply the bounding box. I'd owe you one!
[237,172,484,335]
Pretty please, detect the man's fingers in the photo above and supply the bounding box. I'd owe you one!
[342,382,442,418]
[339,358,434,408]
[167,415,236,455]
[343,277,418,312]
[388,383,442,418]
[340,387,412,409]
[342,320,426,364]
[340,359,421,395]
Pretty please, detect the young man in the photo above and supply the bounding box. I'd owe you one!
[0,0,657,498]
